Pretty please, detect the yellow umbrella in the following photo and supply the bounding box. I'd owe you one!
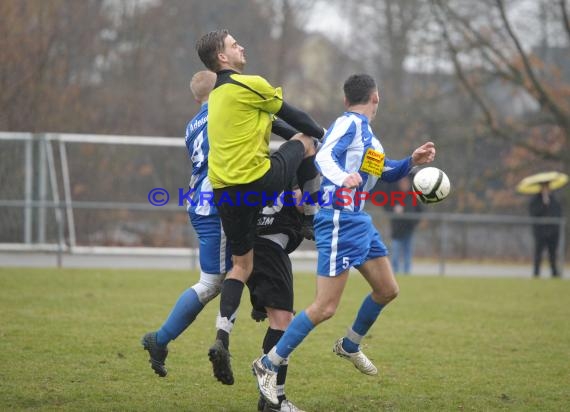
[516,171,569,194]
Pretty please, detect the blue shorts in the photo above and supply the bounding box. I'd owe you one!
[315,208,388,277]
[189,212,232,275]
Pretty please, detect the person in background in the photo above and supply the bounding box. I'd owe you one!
[529,182,562,278]
[387,175,423,274]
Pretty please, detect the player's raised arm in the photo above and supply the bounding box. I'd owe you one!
[271,118,299,140]
[314,116,358,187]
[276,101,325,140]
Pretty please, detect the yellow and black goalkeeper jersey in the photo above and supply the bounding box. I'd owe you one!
[207,70,284,188]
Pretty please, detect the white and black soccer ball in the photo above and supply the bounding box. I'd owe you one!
[412,167,451,204]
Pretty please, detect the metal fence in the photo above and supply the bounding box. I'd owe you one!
[0,132,566,274]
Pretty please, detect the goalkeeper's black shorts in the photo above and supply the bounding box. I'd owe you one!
[247,237,294,315]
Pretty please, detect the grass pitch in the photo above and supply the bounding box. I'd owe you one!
[0,267,569,411]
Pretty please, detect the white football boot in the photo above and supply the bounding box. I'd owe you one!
[333,338,378,376]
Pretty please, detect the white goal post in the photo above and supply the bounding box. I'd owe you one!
[0,131,565,274]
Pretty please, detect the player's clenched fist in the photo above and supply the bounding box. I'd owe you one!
[343,172,362,189]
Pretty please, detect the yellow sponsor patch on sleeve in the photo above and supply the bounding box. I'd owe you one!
[359,148,385,176]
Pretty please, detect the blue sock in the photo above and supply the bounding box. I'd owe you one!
[341,337,360,353]
[343,294,385,353]
[156,288,204,346]
[275,311,314,359]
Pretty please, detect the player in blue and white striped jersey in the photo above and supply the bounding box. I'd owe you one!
[183,70,232,285]
[254,74,436,405]
[316,113,415,213]
[185,87,215,218]
[142,71,232,378]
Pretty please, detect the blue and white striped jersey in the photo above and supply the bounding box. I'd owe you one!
[185,103,216,216]
[315,111,412,212]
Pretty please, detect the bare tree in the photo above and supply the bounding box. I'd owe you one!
[431,0,570,171]
[0,0,113,132]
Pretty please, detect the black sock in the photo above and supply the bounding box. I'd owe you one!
[296,155,320,217]
[277,362,288,403]
[217,278,244,349]
[216,329,230,349]
[262,327,284,354]
[263,328,287,403]
[296,155,319,190]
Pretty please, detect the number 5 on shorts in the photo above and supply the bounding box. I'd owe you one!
[342,256,350,269]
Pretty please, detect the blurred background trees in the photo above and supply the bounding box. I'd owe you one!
[1,0,568,217]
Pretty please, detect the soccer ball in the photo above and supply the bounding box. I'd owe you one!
[412,167,451,204]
